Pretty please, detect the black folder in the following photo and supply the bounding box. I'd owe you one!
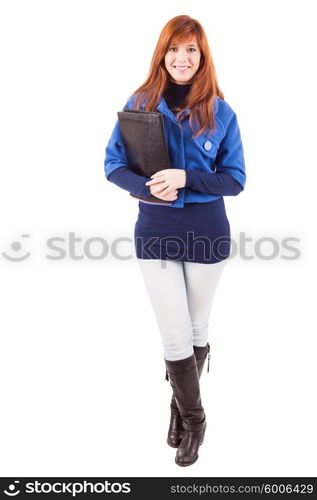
[117,109,173,205]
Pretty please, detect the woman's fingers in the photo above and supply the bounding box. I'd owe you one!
[146,176,165,186]
[152,183,173,195]
[153,184,169,194]
[149,185,178,201]
[147,174,178,200]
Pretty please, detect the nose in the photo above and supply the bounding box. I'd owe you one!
[175,48,189,64]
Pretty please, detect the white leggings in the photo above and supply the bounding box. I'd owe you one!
[137,258,227,361]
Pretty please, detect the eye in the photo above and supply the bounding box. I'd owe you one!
[168,46,197,53]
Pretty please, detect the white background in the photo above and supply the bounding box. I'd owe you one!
[0,0,316,477]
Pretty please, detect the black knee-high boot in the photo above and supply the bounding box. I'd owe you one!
[166,343,210,448]
[165,353,207,466]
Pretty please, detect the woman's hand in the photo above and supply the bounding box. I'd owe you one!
[147,181,178,201]
[145,169,186,200]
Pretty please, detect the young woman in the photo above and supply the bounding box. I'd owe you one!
[104,15,246,467]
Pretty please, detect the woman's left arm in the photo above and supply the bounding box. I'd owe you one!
[185,111,246,196]
[148,111,246,197]
[184,169,243,196]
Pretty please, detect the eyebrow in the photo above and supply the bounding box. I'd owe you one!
[171,43,198,47]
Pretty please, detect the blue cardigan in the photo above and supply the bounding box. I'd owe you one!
[104,94,246,208]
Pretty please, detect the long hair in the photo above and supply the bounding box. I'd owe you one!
[130,15,224,139]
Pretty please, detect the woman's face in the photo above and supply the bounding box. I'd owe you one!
[164,38,201,85]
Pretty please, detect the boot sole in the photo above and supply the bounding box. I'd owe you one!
[175,454,199,467]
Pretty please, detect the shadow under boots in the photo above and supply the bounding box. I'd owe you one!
[165,352,207,467]
[166,342,210,448]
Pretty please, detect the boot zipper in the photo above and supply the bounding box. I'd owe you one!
[207,342,210,373]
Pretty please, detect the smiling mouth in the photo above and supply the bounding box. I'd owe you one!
[173,66,191,71]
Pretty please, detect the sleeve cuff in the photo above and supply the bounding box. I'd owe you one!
[185,169,195,188]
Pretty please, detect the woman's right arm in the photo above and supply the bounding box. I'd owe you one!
[108,166,152,199]
[104,116,152,198]
[104,107,177,201]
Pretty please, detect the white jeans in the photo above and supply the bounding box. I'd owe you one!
[137,258,227,361]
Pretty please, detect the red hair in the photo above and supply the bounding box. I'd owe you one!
[130,15,224,139]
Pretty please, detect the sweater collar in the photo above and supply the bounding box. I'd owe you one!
[158,81,191,123]
[165,80,192,93]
